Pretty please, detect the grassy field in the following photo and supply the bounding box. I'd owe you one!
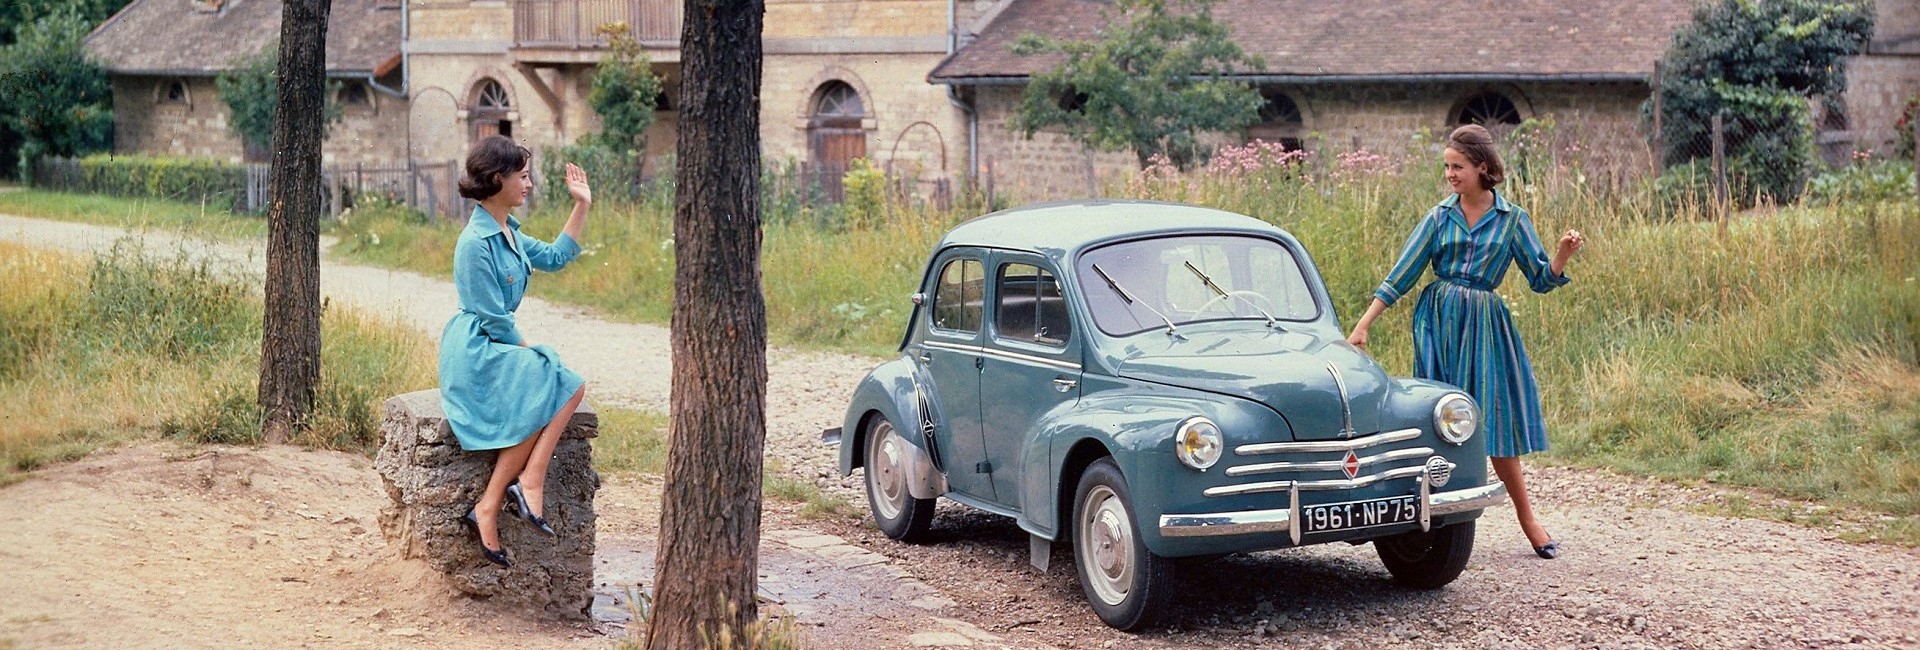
[2,146,1915,543]
[0,239,432,482]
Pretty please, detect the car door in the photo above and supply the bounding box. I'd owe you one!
[914,251,995,499]
[979,255,1083,510]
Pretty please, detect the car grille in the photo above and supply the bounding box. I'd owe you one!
[1205,427,1434,498]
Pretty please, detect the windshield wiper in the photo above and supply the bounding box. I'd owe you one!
[1183,261,1280,328]
[1092,263,1179,337]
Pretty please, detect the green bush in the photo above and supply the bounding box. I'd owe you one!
[841,157,887,230]
[1806,160,1917,206]
[1896,95,1918,161]
[37,154,248,210]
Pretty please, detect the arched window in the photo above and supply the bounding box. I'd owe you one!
[159,79,189,105]
[1249,90,1304,150]
[807,81,867,202]
[471,79,513,141]
[338,82,371,109]
[1453,92,1523,128]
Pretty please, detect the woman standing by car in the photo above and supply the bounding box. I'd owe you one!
[440,135,593,567]
[1346,124,1585,559]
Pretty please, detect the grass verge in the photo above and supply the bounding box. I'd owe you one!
[0,189,268,239]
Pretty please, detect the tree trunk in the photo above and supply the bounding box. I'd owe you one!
[257,0,331,444]
[646,0,767,647]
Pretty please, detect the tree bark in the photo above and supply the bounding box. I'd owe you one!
[257,0,331,444]
[646,0,767,647]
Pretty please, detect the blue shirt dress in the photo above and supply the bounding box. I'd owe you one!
[438,206,586,451]
[1373,192,1569,457]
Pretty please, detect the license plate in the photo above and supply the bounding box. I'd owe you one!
[1301,494,1421,534]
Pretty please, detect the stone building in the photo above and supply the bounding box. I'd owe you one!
[1841,0,1920,156]
[83,0,1917,206]
[83,0,407,166]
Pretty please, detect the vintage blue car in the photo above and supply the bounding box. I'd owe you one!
[829,200,1508,630]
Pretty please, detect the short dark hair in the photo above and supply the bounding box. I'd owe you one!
[1446,124,1505,189]
[457,135,532,201]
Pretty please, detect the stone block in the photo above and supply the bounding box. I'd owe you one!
[373,389,601,620]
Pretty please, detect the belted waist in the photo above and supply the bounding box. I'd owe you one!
[1434,276,1497,292]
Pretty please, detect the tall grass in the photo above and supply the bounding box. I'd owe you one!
[0,239,434,482]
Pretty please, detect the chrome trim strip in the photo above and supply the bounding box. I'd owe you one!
[1234,428,1422,456]
[1428,480,1508,516]
[1418,475,1431,532]
[920,340,1081,371]
[1326,362,1355,437]
[1224,447,1434,477]
[1202,465,1427,497]
[1157,481,1506,538]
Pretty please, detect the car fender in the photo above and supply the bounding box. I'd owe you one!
[1019,379,1294,542]
[838,356,949,499]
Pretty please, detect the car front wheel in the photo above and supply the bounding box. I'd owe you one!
[1374,520,1475,589]
[864,416,935,542]
[1073,457,1174,631]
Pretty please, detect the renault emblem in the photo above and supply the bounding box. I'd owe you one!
[1342,450,1360,479]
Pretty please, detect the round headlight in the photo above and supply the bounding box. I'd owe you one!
[1174,416,1223,470]
[1434,394,1478,446]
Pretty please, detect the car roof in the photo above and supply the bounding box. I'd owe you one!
[936,200,1286,256]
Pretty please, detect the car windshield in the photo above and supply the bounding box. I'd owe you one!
[1076,234,1319,336]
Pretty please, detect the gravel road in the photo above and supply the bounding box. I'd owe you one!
[3,213,1915,650]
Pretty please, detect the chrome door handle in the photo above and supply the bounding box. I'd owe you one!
[915,351,932,363]
[1052,378,1078,392]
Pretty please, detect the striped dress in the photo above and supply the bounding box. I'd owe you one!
[1373,192,1568,457]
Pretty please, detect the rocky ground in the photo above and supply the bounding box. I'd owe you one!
[1,214,1916,649]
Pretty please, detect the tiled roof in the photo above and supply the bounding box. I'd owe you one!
[931,0,1700,83]
[84,0,401,76]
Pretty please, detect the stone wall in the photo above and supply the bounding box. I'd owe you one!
[966,80,1657,201]
[373,389,600,621]
[1845,55,1920,155]
[110,75,408,166]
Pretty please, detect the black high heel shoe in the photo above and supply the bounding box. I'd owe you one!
[1533,540,1561,559]
[506,480,557,537]
[462,506,512,568]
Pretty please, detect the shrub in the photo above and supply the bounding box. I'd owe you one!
[1805,159,1917,206]
[841,158,887,230]
[36,154,248,210]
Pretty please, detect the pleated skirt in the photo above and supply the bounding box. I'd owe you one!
[1409,279,1551,457]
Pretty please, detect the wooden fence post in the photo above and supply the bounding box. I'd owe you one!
[1651,61,1665,175]
[1711,112,1727,231]
[1912,119,1918,208]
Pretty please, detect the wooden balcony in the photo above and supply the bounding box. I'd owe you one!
[514,0,682,53]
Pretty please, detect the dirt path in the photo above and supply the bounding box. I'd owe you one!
[2,214,1916,650]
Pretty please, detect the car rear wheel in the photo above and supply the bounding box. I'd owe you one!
[1374,520,1475,589]
[1073,457,1174,631]
[864,416,935,542]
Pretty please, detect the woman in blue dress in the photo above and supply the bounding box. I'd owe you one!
[440,135,592,567]
[1346,124,1585,559]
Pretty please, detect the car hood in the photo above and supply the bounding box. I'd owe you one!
[1113,327,1391,441]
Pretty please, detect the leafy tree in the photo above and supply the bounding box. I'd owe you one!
[587,23,663,177]
[0,0,131,45]
[1009,0,1263,170]
[215,46,342,158]
[0,8,113,179]
[1648,0,1874,205]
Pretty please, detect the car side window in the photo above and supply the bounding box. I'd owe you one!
[931,257,984,334]
[995,263,1070,347]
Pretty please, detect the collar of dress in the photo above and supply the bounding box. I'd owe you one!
[468,205,522,238]
[1438,191,1514,230]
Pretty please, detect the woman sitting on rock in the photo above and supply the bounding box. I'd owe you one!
[439,135,593,567]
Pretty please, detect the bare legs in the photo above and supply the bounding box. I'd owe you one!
[473,386,588,550]
[1491,456,1553,550]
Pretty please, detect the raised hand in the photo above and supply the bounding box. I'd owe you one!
[565,163,592,206]
[1557,229,1585,258]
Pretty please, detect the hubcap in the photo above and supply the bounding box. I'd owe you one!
[1079,485,1134,606]
[868,423,906,520]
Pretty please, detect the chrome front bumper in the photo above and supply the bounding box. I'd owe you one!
[1158,480,1508,542]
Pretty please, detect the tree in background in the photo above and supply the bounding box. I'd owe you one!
[0,0,130,179]
[1648,0,1874,205]
[0,8,113,180]
[257,0,333,444]
[646,0,769,645]
[1009,0,1262,170]
[216,46,342,160]
[587,23,663,182]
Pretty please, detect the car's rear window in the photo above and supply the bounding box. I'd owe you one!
[1076,234,1319,336]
